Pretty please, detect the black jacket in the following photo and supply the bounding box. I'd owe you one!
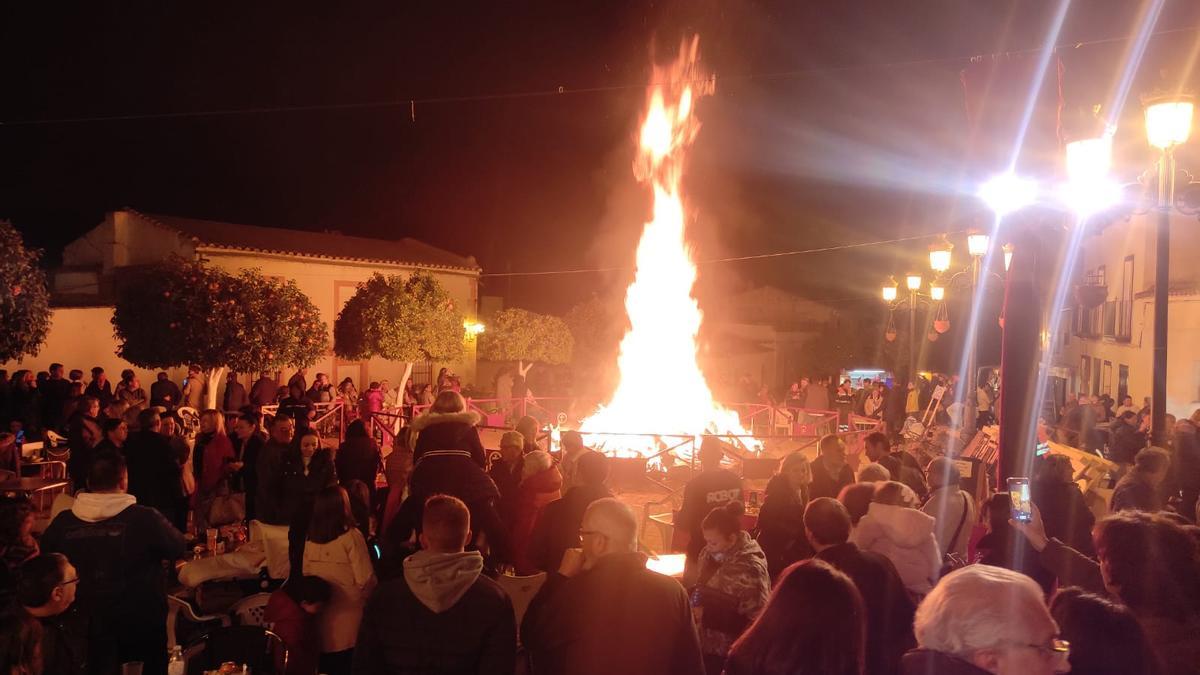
[352,570,516,675]
[40,499,186,670]
[222,380,249,411]
[1172,419,1200,491]
[1108,421,1146,464]
[526,484,612,573]
[1111,473,1164,513]
[1032,479,1096,555]
[124,430,184,522]
[489,457,524,525]
[754,474,813,581]
[337,436,383,496]
[810,460,856,501]
[149,379,182,409]
[37,610,88,675]
[411,411,487,468]
[678,469,742,560]
[279,447,337,519]
[901,650,992,675]
[817,543,915,675]
[522,552,704,675]
[255,439,294,525]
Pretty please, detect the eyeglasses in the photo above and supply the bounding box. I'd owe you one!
[1015,638,1070,661]
[58,578,80,588]
[579,529,602,539]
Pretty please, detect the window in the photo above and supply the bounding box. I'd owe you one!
[1117,256,1134,341]
[1103,361,1112,396]
[1081,356,1091,396]
[1119,364,1129,403]
[1092,357,1101,396]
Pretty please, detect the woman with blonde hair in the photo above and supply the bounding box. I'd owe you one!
[851,481,940,595]
[409,390,486,468]
[193,409,240,531]
[754,452,814,581]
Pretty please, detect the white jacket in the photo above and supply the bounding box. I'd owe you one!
[851,502,941,595]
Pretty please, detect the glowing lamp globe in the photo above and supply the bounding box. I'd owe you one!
[882,279,898,302]
[1061,136,1120,215]
[967,231,989,258]
[906,274,922,291]
[978,173,1037,216]
[1003,243,1014,272]
[930,283,945,301]
[1145,96,1194,149]
[928,237,953,273]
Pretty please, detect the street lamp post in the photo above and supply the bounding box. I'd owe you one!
[1144,95,1194,446]
[906,273,922,382]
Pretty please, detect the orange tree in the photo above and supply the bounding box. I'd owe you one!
[112,256,327,409]
[0,222,51,362]
[333,272,465,393]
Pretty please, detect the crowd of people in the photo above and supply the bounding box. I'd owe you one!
[730,371,998,436]
[1,359,1199,675]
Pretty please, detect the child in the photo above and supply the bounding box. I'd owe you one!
[264,575,332,675]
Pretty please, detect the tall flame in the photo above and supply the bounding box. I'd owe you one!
[581,37,754,459]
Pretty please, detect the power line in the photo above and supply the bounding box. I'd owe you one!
[479,230,966,278]
[2,26,1196,127]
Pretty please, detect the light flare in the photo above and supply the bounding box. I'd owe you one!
[580,37,755,459]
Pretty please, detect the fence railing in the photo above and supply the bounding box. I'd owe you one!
[260,401,347,443]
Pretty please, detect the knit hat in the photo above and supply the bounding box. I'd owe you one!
[500,431,525,448]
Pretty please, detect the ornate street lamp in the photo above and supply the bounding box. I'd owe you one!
[1143,93,1194,444]
[929,237,953,273]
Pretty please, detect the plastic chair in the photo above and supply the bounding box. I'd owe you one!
[167,594,230,650]
[184,625,287,675]
[496,571,547,630]
[230,593,272,627]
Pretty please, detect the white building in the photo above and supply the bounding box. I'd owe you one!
[4,208,481,397]
[1058,208,1200,418]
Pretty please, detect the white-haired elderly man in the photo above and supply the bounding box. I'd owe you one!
[521,497,704,675]
[902,565,1069,675]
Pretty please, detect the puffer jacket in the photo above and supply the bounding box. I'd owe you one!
[410,410,487,468]
[851,502,941,595]
[510,465,563,574]
[692,531,771,659]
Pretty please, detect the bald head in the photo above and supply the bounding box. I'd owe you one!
[581,498,638,562]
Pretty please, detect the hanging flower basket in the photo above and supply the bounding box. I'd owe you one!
[933,319,950,334]
[884,310,897,342]
[885,329,898,342]
[1074,284,1107,309]
[927,330,939,342]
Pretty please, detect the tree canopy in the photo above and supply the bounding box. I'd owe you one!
[333,272,465,364]
[478,308,573,366]
[0,221,51,363]
[112,256,327,373]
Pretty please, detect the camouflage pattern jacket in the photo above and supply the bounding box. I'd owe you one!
[692,531,771,657]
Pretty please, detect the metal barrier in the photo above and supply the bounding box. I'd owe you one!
[260,401,346,442]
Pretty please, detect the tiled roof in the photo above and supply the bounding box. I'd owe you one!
[131,210,480,272]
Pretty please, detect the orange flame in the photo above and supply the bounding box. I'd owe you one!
[581,37,755,459]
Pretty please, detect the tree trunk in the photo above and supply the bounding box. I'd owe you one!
[206,366,226,411]
[518,360,533,378]
[397,362,414,395]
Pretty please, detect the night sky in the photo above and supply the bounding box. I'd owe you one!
[3,0,1198,347]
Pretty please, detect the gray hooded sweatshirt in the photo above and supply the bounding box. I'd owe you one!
[403,549,484,613]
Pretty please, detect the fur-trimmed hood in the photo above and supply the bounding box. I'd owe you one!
[410,409,481,432]
[411,409,488,468]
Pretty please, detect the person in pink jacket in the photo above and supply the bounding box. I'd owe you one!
[851,480,941,596]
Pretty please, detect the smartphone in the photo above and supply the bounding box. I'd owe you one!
[1008,477,1032,523]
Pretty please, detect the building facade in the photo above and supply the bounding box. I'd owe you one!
[5,209,481,399]
[1059,209,1200,419]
